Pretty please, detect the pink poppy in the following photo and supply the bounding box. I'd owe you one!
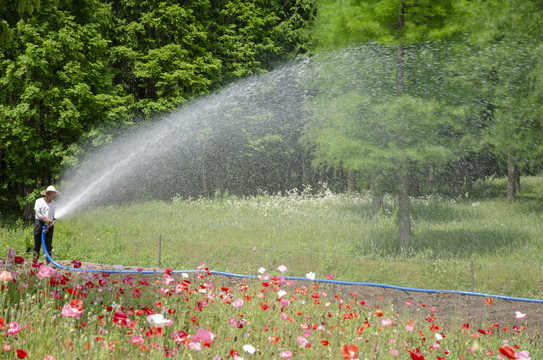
[297,336,309,348]
[61,304,83,318]
[232,298,244,308]
[191,328,215,344]
[0,271,12,282]
[278,265,287,273]
[129,336,144,345]
[37,265,54,278]
[280,351,292,359]
[516,350,531,360]
[7,321,22,335]
[380,318,393,327]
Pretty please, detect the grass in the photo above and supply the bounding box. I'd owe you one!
[2,178,543,298]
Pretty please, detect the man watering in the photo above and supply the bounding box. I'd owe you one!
[33,185,60,263]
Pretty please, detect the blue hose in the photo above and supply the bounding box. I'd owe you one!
[42,225,543,303]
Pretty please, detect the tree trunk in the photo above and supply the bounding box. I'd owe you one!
[202,161,207,195]
[370,172,383,215]
[507,154,516,202]
[396,0,410,247]
[347,171,356,193]
[398,167,411,248]
[515,166,520,193]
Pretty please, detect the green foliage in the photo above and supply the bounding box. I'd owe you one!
[313,0,463,48]
[0,0,316,210]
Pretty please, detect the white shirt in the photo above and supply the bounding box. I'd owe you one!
[34,197,57,221]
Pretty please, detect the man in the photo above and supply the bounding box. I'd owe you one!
[33,185,61,263]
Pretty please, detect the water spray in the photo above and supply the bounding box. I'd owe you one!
[41,225,543,303]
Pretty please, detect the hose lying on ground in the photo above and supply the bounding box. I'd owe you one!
[42,225,543,303]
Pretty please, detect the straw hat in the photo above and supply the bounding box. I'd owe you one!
[40,185,61,196]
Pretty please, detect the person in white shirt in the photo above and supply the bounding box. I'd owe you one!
[33,185,60,263]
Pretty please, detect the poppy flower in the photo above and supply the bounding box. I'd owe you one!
[242,344,256,354]
[280,350,292,359]
[297,336,310,348]
[7,321,22,335]
[191,328,215,345]
[172,330,188,343]
[515,311,526,320]
[515,350,531,360]
[498,345,516,359]
[13,256,24,265]
[341,344,359,359]
[380,318,393,327]
[71,260,81,268]
[146,314,172,327]
[16,349,27,359]
[0,271,11,282]
[113,312,128,326]
[407,348,425,360]
[278,265,287,273]
[485,298,493,305]
[37,265,54,278]
[129,336,144,345]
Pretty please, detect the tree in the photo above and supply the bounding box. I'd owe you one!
[457,0,543,202]
[305,0,465,248]
[0,0,129,217]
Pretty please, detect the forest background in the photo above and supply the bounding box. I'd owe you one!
[1,0,543,235]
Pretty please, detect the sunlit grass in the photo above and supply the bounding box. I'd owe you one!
[2,178,543,298]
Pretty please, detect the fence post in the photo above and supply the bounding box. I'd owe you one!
[158,235,162,268]
[470,260,474,292]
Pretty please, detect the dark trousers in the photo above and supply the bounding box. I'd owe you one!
[33,220,53,257]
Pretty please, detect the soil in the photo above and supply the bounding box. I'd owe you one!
[45,259,543,334]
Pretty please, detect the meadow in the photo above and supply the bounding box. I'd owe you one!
[4,177,543,298]
[0,177,542,358]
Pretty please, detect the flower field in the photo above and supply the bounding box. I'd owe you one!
[0,250,541,359]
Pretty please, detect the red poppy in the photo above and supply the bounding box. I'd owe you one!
[113,311,128,327]
[71,260,81,268]
[485,297,493,305]
[13,256,24,264]
[408,348,425,360]
[320,339,329,346]
[498,345,516,359]
[341,344,359,359]
[16,349,27,359]
[70,299,84,311]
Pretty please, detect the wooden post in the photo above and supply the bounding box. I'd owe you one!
[158,235,162,268]
[470,260,474,292]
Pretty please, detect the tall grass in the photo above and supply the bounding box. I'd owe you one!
[2,178,543,298]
